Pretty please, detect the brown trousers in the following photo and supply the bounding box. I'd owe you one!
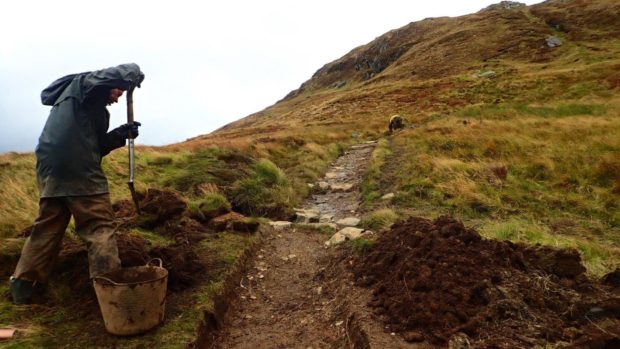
[13,193,120,282]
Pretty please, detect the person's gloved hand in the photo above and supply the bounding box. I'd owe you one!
[112,121,141,139]
[135,72,145,88]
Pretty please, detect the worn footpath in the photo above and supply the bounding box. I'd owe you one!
[213,141,377,349]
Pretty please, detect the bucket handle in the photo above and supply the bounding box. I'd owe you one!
[93,258,163,285]
[93,275,119,286]
[147,258,163,268]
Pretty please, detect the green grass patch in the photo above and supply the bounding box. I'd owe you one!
[133,228,175,247]
[456,102,608,121]
[230,159,294,218]
[188,193,232,221]
[480,218,619,277]
[361,139,391,205]
[361,208,399,231]
[350,238,375,255]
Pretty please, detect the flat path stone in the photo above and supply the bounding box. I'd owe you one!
[381,193,395,200]
[268,221,292,230]
[336,217,360,227]
[330,183,354,192]
[325,227,365,246]
[294,208,320,223]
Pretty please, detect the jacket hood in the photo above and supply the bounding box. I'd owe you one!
[41,72,90,106]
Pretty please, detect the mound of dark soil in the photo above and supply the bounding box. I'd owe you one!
[140,188,187,222]
[3,187,224,303]
[113,188,187,229]
[155,216,213,243]
[112,198,139,220]
[354,216,620,347]
[603,268,620,289]
[149,244,206,291]
[54,235,205,293]
[56,233,152,295]
[110,188,229,291]
[117,233,150,267]
[54,229,207,293]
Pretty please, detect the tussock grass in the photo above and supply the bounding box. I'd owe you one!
[350,238,375,255]
[0,153,38,237]
[231,159,295,218]
[159,148,234,193]
[254,158,287,186]
[361,139,392,204]
[361,208,399,231]
[188,192,232,221]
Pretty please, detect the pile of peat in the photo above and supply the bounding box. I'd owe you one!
[354,216,620,348]
[38,188,215,299]
[29,187,257,299]
[112,188,214,291]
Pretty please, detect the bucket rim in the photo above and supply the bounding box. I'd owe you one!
[93,265,168,287]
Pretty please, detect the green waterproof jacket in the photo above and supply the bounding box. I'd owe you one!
[35,63,145,198]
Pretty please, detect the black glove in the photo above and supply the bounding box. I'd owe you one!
[112,121,141,139]
[136,72,145,88]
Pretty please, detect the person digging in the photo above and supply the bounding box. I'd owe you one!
[9,63,145,304]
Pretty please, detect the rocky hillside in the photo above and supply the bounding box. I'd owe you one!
[190,0,619,143]
[295,0,620,91]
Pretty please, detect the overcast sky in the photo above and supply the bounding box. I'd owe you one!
[0,0,543,153]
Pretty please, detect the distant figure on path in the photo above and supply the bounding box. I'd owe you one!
[388,114,404,134]
[10,64,144,304]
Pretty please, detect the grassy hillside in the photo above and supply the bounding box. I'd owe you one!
[376,102,620,276]
[192,0,620,276]
[1,0,618,273]
[205,0,620,134]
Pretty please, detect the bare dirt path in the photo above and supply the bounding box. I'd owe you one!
[213,141,377,349]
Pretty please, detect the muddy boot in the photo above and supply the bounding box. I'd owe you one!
[9,277,45,305]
